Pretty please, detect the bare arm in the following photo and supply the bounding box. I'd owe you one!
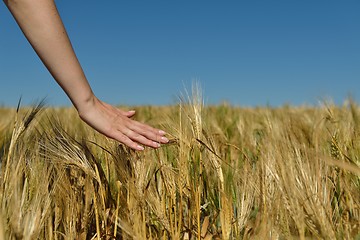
[4,0,169,150]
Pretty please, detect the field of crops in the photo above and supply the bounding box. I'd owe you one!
[0,95,359,239]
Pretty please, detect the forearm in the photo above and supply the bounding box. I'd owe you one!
[4,0,94,112]
[4,0,169,150]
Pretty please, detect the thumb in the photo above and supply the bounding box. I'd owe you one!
[114,107,136,117]
[123,110,136,118]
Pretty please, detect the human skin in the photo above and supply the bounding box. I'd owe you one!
[3,0,169,150]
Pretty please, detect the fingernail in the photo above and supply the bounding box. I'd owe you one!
[153,142,161,148]
[159,130,166,135]
[161,137,169,143]
[137,145,145,151]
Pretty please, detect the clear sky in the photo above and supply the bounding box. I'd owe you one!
[0,1,359,107]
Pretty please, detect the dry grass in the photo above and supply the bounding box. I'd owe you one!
[0,94,359,239]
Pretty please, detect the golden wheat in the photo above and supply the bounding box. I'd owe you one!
[0,97,359,239]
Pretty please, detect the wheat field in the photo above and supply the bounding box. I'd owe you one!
[0,93,359,239]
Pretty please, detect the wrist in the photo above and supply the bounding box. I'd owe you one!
[75,93,97,118]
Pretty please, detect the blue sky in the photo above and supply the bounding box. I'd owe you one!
[0,1,359,107]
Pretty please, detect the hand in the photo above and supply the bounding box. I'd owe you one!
[78,96,169,151]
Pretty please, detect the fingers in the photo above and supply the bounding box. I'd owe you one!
[110,127,163,150]
[109,118,168,150]
[129,121,169,144]
[126,129,162,148]
[109,130,145,151]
